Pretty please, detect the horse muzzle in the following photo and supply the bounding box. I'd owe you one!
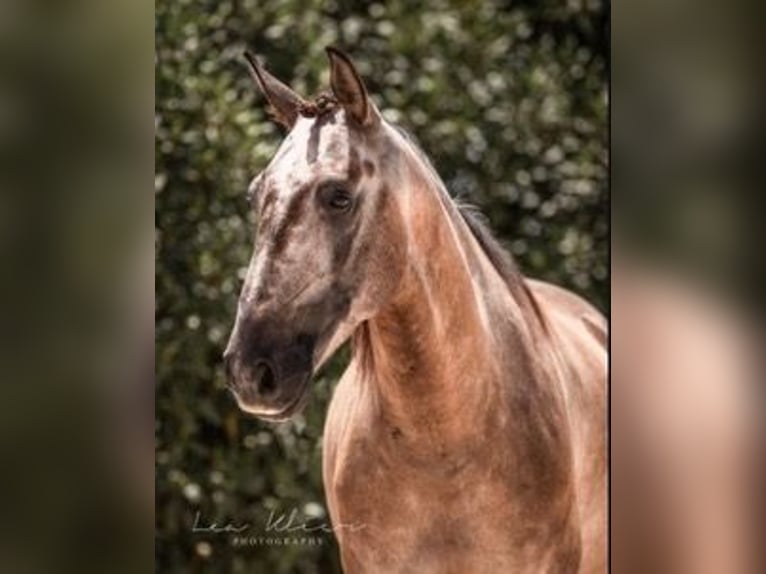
[223,334,314,421]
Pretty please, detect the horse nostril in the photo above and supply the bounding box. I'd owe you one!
[253,360,277,396]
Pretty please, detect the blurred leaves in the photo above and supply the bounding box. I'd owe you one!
[156,1,606,572]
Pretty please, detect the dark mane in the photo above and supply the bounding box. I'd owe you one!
[392,123,554,332]
[455,203,523,289]
[393,125,525,291]
[456,203,550,332]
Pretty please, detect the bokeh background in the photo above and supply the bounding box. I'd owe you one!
[155,1,607,572]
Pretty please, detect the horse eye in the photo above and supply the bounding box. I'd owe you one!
[326,187,353,212]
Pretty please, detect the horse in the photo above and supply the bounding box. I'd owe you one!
[223,47,607,573]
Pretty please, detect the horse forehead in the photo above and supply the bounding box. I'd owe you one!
[268,118,353,187]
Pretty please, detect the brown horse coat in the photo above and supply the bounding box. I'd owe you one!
[225,48,606,573]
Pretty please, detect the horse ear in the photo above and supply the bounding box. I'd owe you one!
[243,50,306,129]
[326,47,376,127]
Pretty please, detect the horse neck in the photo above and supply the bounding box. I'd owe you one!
[352,158,537,447]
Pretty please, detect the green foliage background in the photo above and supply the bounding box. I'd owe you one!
[155,1,607,572]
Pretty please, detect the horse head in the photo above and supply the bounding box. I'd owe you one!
[223,48,409,420]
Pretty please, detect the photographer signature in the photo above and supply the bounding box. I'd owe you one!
[191,508,366,535]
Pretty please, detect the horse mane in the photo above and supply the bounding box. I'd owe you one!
[457,200,553,335]
[454,202,523,289]
[393,125,525,290]
[393,124,551,333]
